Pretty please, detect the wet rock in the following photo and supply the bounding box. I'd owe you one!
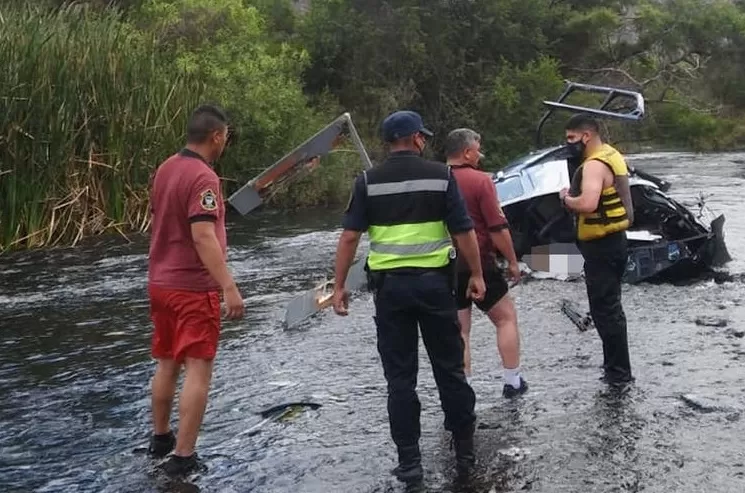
[695,316,729,328]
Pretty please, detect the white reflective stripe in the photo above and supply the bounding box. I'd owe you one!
[366,179,448,196]
[369,238,452,255]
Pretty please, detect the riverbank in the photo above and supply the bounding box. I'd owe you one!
[2,145,741,256]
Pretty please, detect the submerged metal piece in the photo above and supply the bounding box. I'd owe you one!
[257,401,322,417]
[242,401,323,437]
[284,255,369,329]
[560,299,594,332]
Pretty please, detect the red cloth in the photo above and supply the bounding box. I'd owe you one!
[147,149,227,291]
[450,164,509,268]
[149,285,221,361]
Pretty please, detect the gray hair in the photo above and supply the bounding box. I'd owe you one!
[445,128,481,157]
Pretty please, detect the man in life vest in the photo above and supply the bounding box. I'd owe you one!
[559,113,635,387]
[331,110,486,487]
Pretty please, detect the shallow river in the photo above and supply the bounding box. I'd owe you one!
[2,152,745,493]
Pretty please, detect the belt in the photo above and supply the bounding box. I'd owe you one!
[379,267,450,276]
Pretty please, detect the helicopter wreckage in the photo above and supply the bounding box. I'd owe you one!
[227,82,732,328]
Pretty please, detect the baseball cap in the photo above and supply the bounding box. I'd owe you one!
[381,110,434,143]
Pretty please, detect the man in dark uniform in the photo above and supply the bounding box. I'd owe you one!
[331,110,486,488]
[559,113,634,387]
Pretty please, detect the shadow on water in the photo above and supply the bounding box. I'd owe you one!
[2,153,745,492]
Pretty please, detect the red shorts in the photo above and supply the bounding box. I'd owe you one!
[149,285,221,362]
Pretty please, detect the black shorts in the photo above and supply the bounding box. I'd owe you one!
[455,269,509,312]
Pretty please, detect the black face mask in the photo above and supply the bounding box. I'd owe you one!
[566,139,586,159]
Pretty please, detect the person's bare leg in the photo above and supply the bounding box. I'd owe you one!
[486,293,526,396]
[458,307,473,376]
[173,357,213,457]
[152,359,181,435]
[486,294,519,369]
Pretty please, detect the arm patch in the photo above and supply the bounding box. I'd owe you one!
[199,189,218,211]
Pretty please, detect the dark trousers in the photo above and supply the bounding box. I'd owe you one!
[372,270,477,448]
[577,231,633,383]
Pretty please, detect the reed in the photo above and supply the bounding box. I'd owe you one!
[0,3,203,251]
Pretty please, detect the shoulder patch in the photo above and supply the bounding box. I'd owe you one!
[199,189,218,211]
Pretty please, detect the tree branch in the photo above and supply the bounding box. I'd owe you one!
[569,67,643,89]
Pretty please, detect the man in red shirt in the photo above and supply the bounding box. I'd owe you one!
[146,104,244,476]
[445,128,528,398]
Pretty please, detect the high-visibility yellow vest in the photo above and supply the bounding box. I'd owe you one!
[572,144,631,241]
[363,152,454,271]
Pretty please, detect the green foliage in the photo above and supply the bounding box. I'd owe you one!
[5,0,745,251]
[474,57,566,168]
[0,2,202,250]
[134,0,323,194]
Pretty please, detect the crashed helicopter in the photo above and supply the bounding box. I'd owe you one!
[495,81,731,285]
[226,82,732,328]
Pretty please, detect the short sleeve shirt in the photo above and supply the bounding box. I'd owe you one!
[147,148,227,291]
[449,164,509,268]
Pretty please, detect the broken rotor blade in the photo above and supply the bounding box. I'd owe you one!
[227,112,371,216]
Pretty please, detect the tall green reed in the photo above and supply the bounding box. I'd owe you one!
[0,2,203,251]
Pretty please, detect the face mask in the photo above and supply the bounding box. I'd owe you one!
[566,138,586,159]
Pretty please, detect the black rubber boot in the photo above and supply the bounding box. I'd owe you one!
[391,444,423,486]
[452,424,475,478]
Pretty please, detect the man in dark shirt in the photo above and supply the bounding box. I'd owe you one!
[332,110,486,488]
[445,128,528,398]
[147,104,245,477]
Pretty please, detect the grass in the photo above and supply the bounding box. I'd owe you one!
[0,2,203,251]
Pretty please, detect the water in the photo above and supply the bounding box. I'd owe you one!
[2,152,745,493]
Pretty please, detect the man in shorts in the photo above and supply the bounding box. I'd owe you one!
[445,128,528,398]
[146,104,245,476]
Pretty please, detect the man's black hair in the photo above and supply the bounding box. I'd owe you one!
[565,113,600,134]
[186,104,229,144]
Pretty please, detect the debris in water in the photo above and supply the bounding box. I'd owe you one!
[725,328,745,339]
[497,446,530,461]
[694,316,729,328]
[679,394,743,415]
[560,299,593,332]
[267,381,296,387]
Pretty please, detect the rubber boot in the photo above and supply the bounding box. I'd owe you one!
[452,423,475,478]
[391,444,423,486]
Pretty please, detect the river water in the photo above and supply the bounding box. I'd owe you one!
[1,152,745,493]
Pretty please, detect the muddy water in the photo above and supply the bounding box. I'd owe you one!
[1,152,745,493]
